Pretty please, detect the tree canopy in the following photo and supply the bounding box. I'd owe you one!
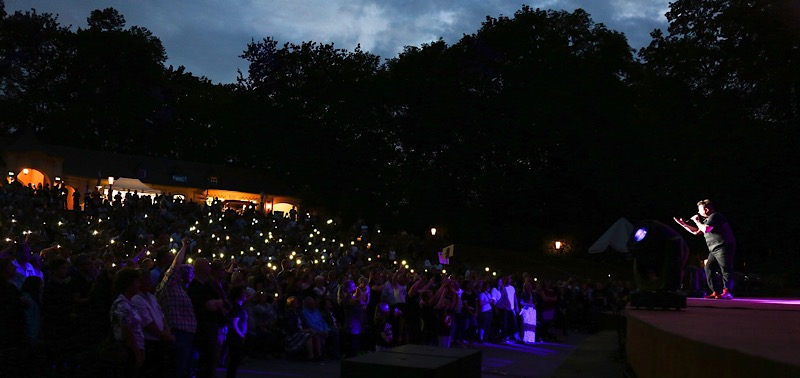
[1,3,798,265]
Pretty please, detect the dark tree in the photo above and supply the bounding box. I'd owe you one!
[0,8,71,134]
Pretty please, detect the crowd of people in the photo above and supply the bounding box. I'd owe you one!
[0,179,632,377]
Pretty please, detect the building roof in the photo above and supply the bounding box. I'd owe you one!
[0,134,294,196]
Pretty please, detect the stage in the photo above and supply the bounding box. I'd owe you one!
[625,297,800,377]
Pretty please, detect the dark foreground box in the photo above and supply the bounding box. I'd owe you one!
[341,344,482,378]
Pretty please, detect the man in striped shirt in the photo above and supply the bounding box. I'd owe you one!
[157,239,197,378]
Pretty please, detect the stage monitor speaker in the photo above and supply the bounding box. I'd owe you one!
[627,220,689,309]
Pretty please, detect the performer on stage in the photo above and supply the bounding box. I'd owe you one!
[673,199,736,299]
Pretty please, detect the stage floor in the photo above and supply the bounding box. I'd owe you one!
[626,296,800,377]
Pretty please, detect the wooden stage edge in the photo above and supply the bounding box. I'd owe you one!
[625,297,800,377]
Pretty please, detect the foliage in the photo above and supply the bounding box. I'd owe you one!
[1,2,799,274]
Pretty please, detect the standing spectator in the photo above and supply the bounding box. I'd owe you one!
[537,281,558,342]
[374,302,393,351]
[42,257,74,342]
[477,281,494,343]
[156,239,196,378]
[110,267,145,374]
[319,297,341,359]
[226,286,248,378]
[496,275,520,343]
[283,296,313,359]
[458,280,478,344]
[338,280,366,357]
[188,258,228,378]
[301,296,329,360]
[519,281,537,344]
[12,243,43,288]
[134,269,174,378]
[20,275,43,345]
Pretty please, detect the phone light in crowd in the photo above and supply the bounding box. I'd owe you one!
[5,238,10,242]
[226,236,230,240]
[93,230,99,235]
[555,241,562,250]
[367,243,371,249]
[296,259,302,265]
[187,257,193,264]
[22,168,29,175]
[309,233,314,238]
[327,219,333,224]
[485,267,490,272]
[401,260,407,266]
[430,228,437,236]
[368,257,372,262]
[220,253,225,259]
[250,246,255,251]
[608,274,612,278]
[442,269,447,274]
[314,260,318,264]
[54,176,61,181]
[257,252,261,256]
[393,260,398,265]
[404,265,409,269]
[308,242,312,246]
[410,269,414,273]
[272,265,277,270]
[322,238,326,242]
[240,251,244,255]
[492,271,497,276]
[58,221,63,226]
[351,241,355,245]
[110,239,115,244]
[112,263,116,268]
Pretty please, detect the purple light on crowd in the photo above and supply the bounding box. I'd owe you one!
[633,228,647,242]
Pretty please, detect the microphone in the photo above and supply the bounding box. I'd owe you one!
[687,213,703,221]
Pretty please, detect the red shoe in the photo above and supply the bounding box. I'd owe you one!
[719,288,733,300]
[704,291,719,299]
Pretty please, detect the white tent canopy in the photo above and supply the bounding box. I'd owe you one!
[111,177,161,194]
[588,217,634,254]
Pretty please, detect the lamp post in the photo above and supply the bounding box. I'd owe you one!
[108,176,115,203]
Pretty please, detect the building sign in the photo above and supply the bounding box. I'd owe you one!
[172,175,188,183]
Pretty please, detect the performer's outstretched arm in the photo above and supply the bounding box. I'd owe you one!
[673,217,701,235]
